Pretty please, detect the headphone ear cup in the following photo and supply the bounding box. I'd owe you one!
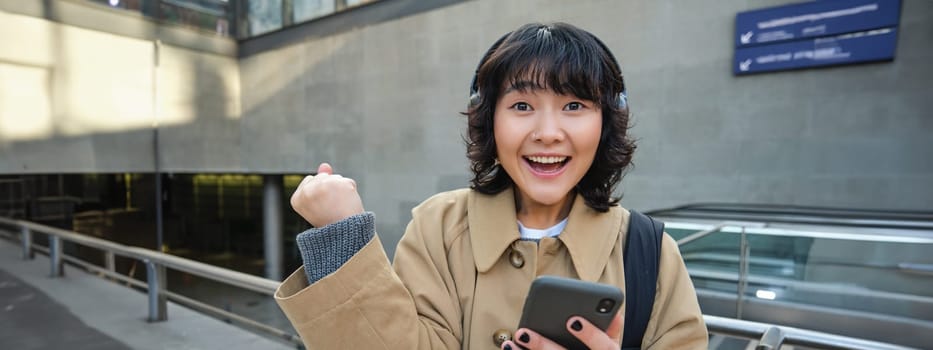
[469,32,511,109]
[469,92,481,107]
[618,91,628,110]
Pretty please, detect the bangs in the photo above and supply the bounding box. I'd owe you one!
[477,24,619,103]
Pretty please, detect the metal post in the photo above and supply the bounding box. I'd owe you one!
[755,326,786,350]
[234,0,248,38]
[145,260,167,322]
[737,226,749,319]
[21,226,32,260]
[282,0,294,26]
[152,40,163,253]
[105,251,115,273]
[263,175,283,281]
[49,235,63,277]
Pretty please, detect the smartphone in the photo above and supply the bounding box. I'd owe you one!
[517,275,624,350]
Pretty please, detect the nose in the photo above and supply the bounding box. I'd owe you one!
[533,110,565,144]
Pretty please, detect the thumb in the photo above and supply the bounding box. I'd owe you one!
[607,310,624,344]
[317,163,333,175]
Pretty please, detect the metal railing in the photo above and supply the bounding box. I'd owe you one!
[673,220,933,310]
[0,216,921,349]
[675,221,771,319]
[704,315,915,350]
[669,220,933,244]
[0,217,301,346]
[672,219,931,348]
[648,203,933,231]
[675,223,727,246]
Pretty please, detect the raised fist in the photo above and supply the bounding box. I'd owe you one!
[290,163,364,228]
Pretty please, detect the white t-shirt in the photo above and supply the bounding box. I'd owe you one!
[517,217,569,240]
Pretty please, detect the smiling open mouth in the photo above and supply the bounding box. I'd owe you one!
[523,156,570,174]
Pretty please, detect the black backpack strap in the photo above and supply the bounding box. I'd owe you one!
[621,210,664,350]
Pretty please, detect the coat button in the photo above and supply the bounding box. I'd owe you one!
[493,328,512,347]
[509,250,525,268]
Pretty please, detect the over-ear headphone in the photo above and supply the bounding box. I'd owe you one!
[468,29,628,111]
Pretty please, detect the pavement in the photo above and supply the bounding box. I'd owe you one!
[0,239,294,350]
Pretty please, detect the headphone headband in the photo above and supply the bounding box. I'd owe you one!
[469,33,510,105]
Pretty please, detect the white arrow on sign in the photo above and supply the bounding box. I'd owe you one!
[740,31,754,44]
[739,59,752,72]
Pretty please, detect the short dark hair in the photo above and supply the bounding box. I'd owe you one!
[464,22,636,212]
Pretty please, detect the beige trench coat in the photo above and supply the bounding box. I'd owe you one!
[275,188,708,349]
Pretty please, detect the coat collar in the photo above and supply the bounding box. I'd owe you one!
[468,188,624,282]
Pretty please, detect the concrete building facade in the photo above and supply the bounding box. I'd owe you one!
[2,0,932,257]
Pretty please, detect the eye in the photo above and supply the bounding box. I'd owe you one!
[511,102,532,111]
[564,102,584,111]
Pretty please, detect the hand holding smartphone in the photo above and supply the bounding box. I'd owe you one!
[517,275,624,349]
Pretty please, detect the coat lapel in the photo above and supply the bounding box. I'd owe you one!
[559,197,625,281]
[468,187,521,273]
[468,187,624,281]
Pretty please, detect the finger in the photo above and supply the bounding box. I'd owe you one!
[500,340,519,350]
[289,187,301,209]
[567,316,618,350]
[298,175,314,188]
[605,311,625,344]
[513,328,565,350]
[317,162,333,175]
[292,175,314,206]
[328,175,353,188]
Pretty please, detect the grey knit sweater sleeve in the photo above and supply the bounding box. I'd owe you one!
[296,212,376,284]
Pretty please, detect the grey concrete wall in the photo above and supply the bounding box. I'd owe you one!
[0,0,241,173]
[621,0,933,214]
[2,0,931,256]
[239,0,933,255]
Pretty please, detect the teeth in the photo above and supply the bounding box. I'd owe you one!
[526,156,567,164]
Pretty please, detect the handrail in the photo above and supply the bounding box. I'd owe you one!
[0,216,297,346]
[899,263,933,276]
[652,202,933,218]
[704,315,917,350]
[675,223,726,246]
[656,211,933,231]
[647,202,933,229]
[0,217,280,294]
[668,221,933,244]
[0,217,923,350]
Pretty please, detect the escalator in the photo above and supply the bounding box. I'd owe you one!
[648,204,933,349]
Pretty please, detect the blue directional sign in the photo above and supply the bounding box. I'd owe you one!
[734,28,897,75]
[735,0,902,47]
[734,0,901,75]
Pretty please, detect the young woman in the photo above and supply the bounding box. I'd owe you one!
[276,22,707,349]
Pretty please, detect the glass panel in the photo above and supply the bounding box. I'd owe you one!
[680,230,741,296]
[160,0,234,36]
[293,0,336,23]
[665,227,696,241]
[84,1,232,36]
[346,0,374,8]
[87,0,147,13]
[247,0,283,36]
[679,224,933,322]
[85,0,384,39]
[745,233,933,321]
